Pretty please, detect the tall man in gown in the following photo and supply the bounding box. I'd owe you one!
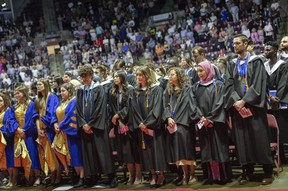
[224,34,274,185]
[264,41,288,164]
[76,64,117,188]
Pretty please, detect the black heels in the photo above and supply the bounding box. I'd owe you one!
[155,174,165,188]
[175,176,189,186]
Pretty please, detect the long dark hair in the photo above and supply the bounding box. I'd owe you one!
[34,78,52,112]
[14,85,30,110]
[135,66,157,96]
[111,70,129,104]
[167,67,189,96]
[0,92,11,111]
[61,83,75,102]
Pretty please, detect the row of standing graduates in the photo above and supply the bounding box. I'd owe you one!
[104,61,232,186]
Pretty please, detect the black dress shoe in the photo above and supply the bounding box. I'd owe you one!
[175,176,189,186]
[262,177,274,185]
[73,178,84,188]
[239,176,249,185]
[52,181,62,187]
[109,178,118,188]
[173,176,183,185]
[202,178,213,185]
[83,179,93,188]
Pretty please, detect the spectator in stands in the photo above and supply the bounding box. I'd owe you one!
[257,26,265,45]
[264,20,274,42]
[230,3,240,22]
[250,28,259,43]
[220,7,228,22]
[225,23,234,37]
[242,25,251,38]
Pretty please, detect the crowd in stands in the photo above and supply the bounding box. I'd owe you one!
[0,0,283,97]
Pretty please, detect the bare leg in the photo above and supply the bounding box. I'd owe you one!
[134,163,142,184]
[12,168,18,186]
[73,166,84,188]
[156,171,165,186]
[150,169,157,186]
[189,164,197,183]
[126,163,135,185]
[55,167,62,184]
[182,165,189,185]
[7,168,13,187]
[33,170,41,186]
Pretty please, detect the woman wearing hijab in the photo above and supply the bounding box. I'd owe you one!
[193,61,232,185]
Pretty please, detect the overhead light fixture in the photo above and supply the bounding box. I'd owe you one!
[1,3,6,7]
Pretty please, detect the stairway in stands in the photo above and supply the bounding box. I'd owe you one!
[48,54,64,77]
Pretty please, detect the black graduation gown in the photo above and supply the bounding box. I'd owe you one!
[128,85,167,172]
[223,55,273,165]
[107,85,140,164]
[76,84,114,177]
[193,80,230,163]
[162,87,197,163]
[264,59,288,143]
[127,73,137,87]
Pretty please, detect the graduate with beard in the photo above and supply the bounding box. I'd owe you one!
[193,61,232,185]
[224,34,273,185]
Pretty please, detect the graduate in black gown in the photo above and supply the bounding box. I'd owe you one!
[163,67,197,186]
[224,34,274,185]
[263,41,288,164]
[108,70,141,185]
[193,61,232,185]
[191,46,222,85]
[113,59,137,87]
[76,64,117,188]
[279,36,288,62]
[128,65,166,187]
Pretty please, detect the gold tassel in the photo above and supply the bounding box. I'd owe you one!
[141,132,146,150]
[146,97,149,109]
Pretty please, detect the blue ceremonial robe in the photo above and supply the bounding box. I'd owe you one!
[17,102,41,170]
[41,93,60,142]
[2,108,18,168]
[58,98,83,167]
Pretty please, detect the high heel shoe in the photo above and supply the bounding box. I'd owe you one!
[189,175,197,184]
[156,174,165,188]
[133,176,142,185]
[149,174,157,188]
[175,176,189,186]
[73,178,84,188]
[125,177,135,185]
